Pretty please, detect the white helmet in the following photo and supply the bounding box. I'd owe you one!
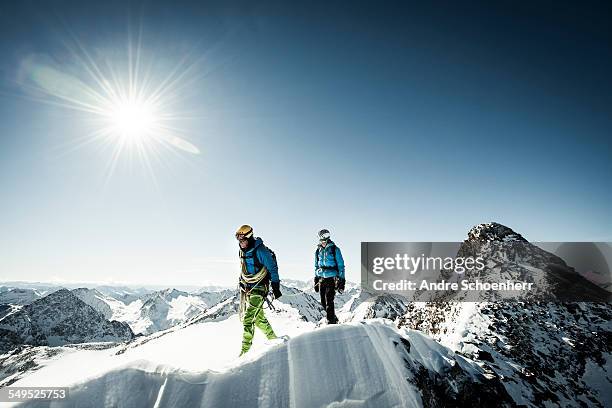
[318,229,331,241]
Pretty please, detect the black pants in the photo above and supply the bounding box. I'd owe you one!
[319,277,338,324]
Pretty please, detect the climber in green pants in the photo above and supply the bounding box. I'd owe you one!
[236,225,283,356]
[241,286,276,354]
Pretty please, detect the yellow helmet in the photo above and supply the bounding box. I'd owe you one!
[235,224,254,240]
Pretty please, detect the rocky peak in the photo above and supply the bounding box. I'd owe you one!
[71,288,114,319]
[29,288,76,308]
[437,223,611,302]
[161,288,185,298]
[72,287,103,297]
[0,289,133,353]
[144,288,187,304]
[467,222,527,243]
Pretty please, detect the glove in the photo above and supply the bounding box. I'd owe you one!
[271,281,282,299]
[336,278,346,294]
[314,276,320,293]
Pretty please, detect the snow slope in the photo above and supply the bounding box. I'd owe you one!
[11,320,510,408]
[71,288,114,319]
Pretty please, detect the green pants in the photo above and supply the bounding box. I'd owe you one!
[241,287,277,355]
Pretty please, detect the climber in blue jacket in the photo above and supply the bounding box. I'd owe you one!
[314,229,345,324]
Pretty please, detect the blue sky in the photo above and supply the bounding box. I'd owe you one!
[1,1,611,286]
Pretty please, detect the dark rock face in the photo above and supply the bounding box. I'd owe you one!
[401,301,612,407]
[467,222,528,243]
[399,222,612,407]
[436,222,610,302]
[390,329,516,408]
[0,289,133,353]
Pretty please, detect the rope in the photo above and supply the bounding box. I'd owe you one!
[238,279,269,321]
[240,266,268,284]
[238,246,271,320]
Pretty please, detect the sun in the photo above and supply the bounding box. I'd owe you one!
[18,31,202,183]
[109,99,157,142]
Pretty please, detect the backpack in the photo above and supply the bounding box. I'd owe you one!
[240,245,278,277]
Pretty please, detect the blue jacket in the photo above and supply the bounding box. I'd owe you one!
[240,238,279,284]
[315,241,345,279]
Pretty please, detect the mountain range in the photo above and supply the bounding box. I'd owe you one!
[0,222,610,407]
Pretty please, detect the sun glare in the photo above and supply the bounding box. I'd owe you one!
[109,99,157,141]
[18,31,202,184]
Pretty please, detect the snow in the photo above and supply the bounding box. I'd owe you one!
[561,336,575,347]
[103,290,214,335]
[10,310,313,385]
[166,295,206,321]
[9,320,434,408]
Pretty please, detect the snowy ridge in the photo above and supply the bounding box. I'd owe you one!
[195,289,234,308]
[0,284,60,298]
[71,288,114,319]
[13,321,511,408]
[128,289,209,335]
[95,286,151,305]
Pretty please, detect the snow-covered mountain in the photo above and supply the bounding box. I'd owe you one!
[283,279,361,314]
[67,287,235,336]
[120,288,210,335]
[0,289,133,353]
[95,285,152,305]
[274,284,323,322]
[71,288,115,319]
[194,289,234,308]
[0,283,60,298]
[280,278,313,292]
[284,278,359,295]
[0,284,237,337]
[430,222,611,302]
[0,288,43,306]
[396,223,612,407]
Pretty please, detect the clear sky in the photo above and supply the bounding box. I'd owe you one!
[1,1,611,287]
